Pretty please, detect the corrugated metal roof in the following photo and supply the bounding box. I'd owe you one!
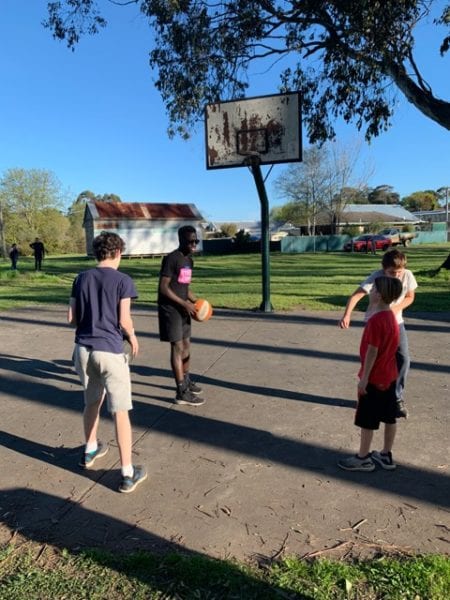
[341,210,410,223]
[343,204,417,220]
[88,201,203,220]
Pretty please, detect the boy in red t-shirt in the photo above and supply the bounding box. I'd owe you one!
[338,275,403,472]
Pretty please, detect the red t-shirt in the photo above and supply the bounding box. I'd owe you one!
[359,310,399,389]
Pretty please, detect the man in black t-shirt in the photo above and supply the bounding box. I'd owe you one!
[158,225,205,406]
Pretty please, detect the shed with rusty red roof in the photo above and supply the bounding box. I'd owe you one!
[83,201,204,256]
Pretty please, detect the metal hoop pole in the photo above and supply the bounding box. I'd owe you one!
[245,155,273,312]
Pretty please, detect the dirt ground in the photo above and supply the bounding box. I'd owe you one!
[0,305,449,562]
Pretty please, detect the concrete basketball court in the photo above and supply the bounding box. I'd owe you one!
[0,305,449,561]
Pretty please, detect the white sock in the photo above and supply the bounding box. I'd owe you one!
[121,464,134,478]
[85,441,98,453]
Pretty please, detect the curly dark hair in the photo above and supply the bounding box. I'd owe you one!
[92,231,125,261]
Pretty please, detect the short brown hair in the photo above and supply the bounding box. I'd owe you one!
[374,275,402,304]
[382,249,407,269]
[92,231,125,261]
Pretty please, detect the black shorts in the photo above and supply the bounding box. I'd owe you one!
[158,303,191,343]
[354,382,397,430]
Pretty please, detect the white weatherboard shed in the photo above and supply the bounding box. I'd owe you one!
[83,201,204,256]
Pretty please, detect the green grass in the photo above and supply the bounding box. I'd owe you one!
[0,543,449,599]
[0,245,449,312]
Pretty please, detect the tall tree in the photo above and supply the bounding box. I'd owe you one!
[436,185,450,215]
[274,142,370,233]
[368,185,400,204]
[44,1,450,142]
[274,146,328,234]
[66,190,123,253]
[401,190,440,211]
[0,168,67,253]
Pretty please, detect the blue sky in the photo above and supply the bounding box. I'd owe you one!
[1,1,449,221]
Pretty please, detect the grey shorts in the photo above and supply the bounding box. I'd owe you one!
[73,344,132,413]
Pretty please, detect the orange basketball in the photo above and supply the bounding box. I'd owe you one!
[193,298,213,322]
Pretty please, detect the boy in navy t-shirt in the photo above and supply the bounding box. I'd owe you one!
[68,231,146,493]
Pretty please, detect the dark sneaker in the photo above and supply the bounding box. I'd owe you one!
[372,451,397,471]
[119,465,148,493]
[79,441,109,469]
[187,379,203,395]
[395,400,409,419]
[337,454,375,472]
[175,388,205,406]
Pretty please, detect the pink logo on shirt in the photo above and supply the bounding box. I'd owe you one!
[178,267,192,284]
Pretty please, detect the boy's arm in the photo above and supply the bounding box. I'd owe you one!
[119,297,139,358]
[339,287,366,329]
[67,297,77,326]
[358,344,378,395]
[392,290,415,316]
[159,276,196,316]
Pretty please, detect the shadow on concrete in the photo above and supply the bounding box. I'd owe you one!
[133,364,357,409]
[0,488,307,599]
[1,385,448,511]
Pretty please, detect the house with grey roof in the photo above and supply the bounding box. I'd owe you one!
[83,201,203,256]
[339,204,420,228]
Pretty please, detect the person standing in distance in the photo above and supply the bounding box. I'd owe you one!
[68,231,147,493]
[9,243,19,270]
[158,225,204,406]
[30,237,45,271]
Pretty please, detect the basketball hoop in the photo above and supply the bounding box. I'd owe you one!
[205,92,302,169]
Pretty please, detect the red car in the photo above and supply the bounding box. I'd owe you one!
[344,234,392,252]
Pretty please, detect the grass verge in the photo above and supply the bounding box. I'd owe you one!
[0,245,449,312]
[0,542,449,599]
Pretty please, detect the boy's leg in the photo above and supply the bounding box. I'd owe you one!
[181,338,202,394]
[382,423,396,454]
[83,393,106,445]
[372,424,397,470]
[359,428,374,457]
[395,325,410,416]
[114,409,148,493]
[372,387,398,470]
[181,337,191,378]
[113,410,133,468]
[170,340,185,384]
[338,427,375,470]
[338,389,377,471]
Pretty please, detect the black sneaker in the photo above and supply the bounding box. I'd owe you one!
[187,379,202,395]
[79,441,109,469]
[119,465,148,493]
[395,400,409,419]
[372,451,397,470]
[175,388,205,406]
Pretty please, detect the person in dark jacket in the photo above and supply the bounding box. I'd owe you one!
[29,237,45,270]
[9,244,19,269]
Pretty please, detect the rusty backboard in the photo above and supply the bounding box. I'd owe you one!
[205,92,302,170]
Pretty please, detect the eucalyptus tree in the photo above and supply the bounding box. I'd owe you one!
[44,1,450,142]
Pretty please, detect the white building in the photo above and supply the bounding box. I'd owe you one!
[83,201,204,256]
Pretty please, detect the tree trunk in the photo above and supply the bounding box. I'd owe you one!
[0,202,7,259]
[439,253,450,270]
[385,61,450,131]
